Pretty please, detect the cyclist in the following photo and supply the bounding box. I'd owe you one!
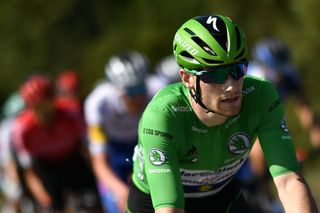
[126,14,318,213]
[147,55,181,97]
[12,74,102,212]
[84,51,150,213]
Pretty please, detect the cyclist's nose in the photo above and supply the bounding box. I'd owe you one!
[223,75,237,92]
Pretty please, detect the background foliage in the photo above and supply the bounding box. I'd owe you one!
[0,0,319,205]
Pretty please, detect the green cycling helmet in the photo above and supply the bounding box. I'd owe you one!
[173,14,248,70]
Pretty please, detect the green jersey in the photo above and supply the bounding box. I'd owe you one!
[131,76,298,210]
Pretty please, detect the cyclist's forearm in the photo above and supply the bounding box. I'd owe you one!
[155,207,184,213]
[91,153,127,192]
[274,172,318,213]
[24,168,51,206]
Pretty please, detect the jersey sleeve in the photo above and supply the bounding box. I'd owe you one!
[0,119,14,166]
[139,101,185,209]
[84,90,108,155]
[256,81,299,177]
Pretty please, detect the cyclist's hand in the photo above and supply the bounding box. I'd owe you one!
[36,190,52,207]
[115,182,129,213]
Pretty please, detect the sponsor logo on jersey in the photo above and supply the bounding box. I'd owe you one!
[281,135,292,140]
[180,155,247,185]
[143,128,173,140]
[191,126,207,134]
[171,105,192,112]
[149,148,167,166]
[198,185,213,192]
[228,133,250,155]
[280,119,289,133]
[242,86,255,96]
[148,168,171,174]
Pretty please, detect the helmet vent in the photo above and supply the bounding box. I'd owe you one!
[202,59,224,64]
[180,51,195,59]
[191,37,216,56]
[184,28,196,36]
[180,51,200,64]
[183,27,217,56]
[235,26,241,50]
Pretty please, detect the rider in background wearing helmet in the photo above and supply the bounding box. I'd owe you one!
[12,74,102,212]
[146,55,181,97]
[84,51,150,213]
[126,14,318,213]
[55,69,82,115]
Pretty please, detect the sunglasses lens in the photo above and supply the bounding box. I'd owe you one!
[230,64,247,80]
[201,62,247,84]
[201,70,228,84]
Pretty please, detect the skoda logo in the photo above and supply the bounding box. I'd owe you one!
[228,133,250,155]
[149,148,167,166]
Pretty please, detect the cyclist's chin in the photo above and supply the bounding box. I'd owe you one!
[218,101,242,116]
[217,109,239,117]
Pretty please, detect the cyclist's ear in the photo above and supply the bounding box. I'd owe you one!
[180,69,194,89]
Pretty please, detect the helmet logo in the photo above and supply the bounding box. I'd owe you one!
[175,33,199,56]
[206,16,220,32]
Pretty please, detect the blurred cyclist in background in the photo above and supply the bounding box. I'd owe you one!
[84,51,150,213]
[0,92,26,212]
[55,69,82,115]
[12,74,102,213]
[146,55,181,97]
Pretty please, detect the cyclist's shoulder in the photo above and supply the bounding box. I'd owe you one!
[152,82,186,101]
[85,81,117,104]
[15,109,35,123]
[13,109,37,133]
[243,75,276,94]
[147,82,189,111]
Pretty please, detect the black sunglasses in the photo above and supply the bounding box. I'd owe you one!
[185,61,248,84]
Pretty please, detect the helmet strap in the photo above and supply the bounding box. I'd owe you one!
[190,76,216,114]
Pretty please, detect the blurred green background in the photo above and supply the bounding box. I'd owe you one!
[0,0,319,207]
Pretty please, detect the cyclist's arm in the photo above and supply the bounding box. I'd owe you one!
[24,167,52,207]
[257,81,317,212]
[91,151,128,194]
[139,105,185,210]
[274,172,318,213]
[88,125,128,211]
[155,207,184,213]
[91,152,128,211]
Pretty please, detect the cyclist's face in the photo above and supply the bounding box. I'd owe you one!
[181,69,244,117]
[32,98,55,124]
[199,74,244,116]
